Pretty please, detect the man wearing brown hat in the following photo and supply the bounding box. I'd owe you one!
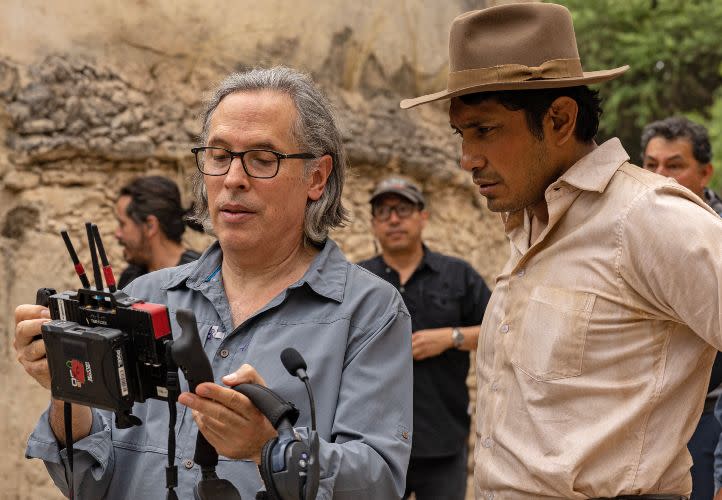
[359,176,491,500]
[402,3,722,499]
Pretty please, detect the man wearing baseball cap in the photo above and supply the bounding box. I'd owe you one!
[402,3,722,499]
[359,176,491,499]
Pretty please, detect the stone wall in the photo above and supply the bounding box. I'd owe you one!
[0,2,521,498]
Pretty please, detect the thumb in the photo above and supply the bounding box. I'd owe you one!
[222,364,266,387]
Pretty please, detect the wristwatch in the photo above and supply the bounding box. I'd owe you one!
[451,327,464,348]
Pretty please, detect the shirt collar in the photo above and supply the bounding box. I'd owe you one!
[502,138,630,234]
[419,245,442,273]
[289,239,346,303]
[555,138,630,193]
[159,238,347,303]
[160,240,223,290]
[377,244,441,275]
[703,187,722,216]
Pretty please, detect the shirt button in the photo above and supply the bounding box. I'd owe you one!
[385,267,391,273]
[219,349,230,358]
[500,324,509,334]
[491,382,499,392]
[482,437,494,448]
[184,459,194,469]
[517,269,525,278]
[399,286,405,293]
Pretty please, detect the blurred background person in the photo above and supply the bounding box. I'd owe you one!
[115,175,202,288]
[641,116,722,214]
[642,116,722,500]
[359,176,491,500]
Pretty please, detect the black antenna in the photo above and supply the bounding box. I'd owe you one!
[91,224,117,293]
[61,230,91,289]
[85,222,104,292]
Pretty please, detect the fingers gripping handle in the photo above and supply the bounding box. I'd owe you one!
[170,310,299,474]
[232,384,300,429]
[172,309,214,392]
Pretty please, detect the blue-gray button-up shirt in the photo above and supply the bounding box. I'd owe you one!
[26,238,413,499]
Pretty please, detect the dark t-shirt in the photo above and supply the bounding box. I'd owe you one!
[117,249,201,289]
[359,246,491,457]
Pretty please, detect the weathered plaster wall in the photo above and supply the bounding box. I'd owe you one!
[0,2,523,498]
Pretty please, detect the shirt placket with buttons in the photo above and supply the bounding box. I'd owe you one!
[383,262,427,315]
[174,273,276,471]
[476,183,581,498]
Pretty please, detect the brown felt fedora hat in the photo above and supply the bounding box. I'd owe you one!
[400,2,629,109]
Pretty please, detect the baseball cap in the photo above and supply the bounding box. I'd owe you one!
[369,177,425,207]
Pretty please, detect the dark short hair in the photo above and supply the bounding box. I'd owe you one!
[119,176,191,243]
[459,86,602,143]
[640,116,712,165]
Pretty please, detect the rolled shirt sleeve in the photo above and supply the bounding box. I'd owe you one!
[26,405,114,499]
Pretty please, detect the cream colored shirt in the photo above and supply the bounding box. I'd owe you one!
[474,138,722,499]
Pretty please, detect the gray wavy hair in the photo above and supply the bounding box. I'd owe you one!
[190,67,349,245]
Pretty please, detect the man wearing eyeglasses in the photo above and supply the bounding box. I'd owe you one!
[15,68,412,499]
[359,176,491,500]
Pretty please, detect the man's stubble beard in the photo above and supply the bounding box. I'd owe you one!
[125,233,153,268]
[484,141,553,214]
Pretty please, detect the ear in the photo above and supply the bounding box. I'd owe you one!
[419,209,429,230]
[307,154,333,202]
[144,215,160,238]
[701,163,714,186]
[545,96,578,147]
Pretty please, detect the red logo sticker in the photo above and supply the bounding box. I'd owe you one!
[71,359,86,384]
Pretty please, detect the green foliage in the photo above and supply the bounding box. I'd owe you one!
[552,0,722,190]
[705,90,722,191]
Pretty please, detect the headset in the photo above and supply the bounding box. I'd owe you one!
[194,348,319,500]
[257,348,319,500]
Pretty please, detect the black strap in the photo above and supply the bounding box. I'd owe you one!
[166,381,179,500]
[64,402,75,500]
[165,344,180,500]
[194,433,220,467]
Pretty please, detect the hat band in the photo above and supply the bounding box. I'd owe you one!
[447,58,584,92]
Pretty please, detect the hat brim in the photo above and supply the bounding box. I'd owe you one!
[400,65,629,109]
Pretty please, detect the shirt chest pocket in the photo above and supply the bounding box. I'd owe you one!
[511,286,596,381]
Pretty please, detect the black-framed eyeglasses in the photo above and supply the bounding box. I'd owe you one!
[372,202,419,221]
[191,146,317,178]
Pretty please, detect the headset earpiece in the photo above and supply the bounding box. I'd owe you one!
[232,383,316,500]
[260,423,312,500]
[260,437,282,500]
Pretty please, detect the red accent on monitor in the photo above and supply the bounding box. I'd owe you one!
[131,303,172,339]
